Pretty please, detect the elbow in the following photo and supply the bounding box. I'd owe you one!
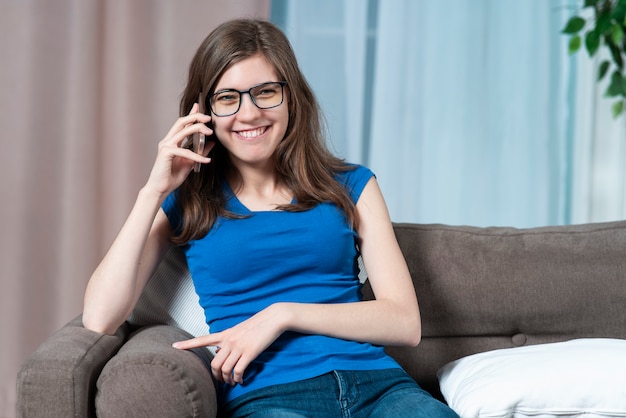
[387,300,421,346]
[387,316,420,347]
[407,330,421,347]
[400,311,421,347]
[82,292,131,335]
[82,313,123,336]
[405,320,421,347]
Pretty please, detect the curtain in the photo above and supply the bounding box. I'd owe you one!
[570,45,626,223]
[0,1,269,416]
[273,0,626,228]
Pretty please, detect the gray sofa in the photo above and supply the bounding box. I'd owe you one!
[17,220,626,417]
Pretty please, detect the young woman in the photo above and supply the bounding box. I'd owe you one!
[83,18,458,418]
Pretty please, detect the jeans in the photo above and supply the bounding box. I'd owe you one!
[219,368,459,418]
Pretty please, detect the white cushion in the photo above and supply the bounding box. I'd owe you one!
[128,246,209,339]
[437,338,626,418]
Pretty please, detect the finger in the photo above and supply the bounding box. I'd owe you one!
[164,109,212,140]
[178,119,213,142]
[172,335,218,350]
[158,142,212,169]
[165,103,199,139]
[165,122,213,150]
[232,353,251,385]
[209,349,228,383]
[175,147,213,166]
[212,350,241,386]
[222,352,243,386]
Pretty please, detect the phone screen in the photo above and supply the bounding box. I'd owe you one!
[192,92,206,173]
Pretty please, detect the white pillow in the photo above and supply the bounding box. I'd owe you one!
[437,338,626,418]
[128,246,209,340]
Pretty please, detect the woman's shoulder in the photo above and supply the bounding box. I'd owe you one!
[334,163,374,182]
[334,163,375,202]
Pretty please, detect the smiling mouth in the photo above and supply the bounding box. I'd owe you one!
[236,127,268,139]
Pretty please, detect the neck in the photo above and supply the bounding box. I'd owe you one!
[227,165,292,210]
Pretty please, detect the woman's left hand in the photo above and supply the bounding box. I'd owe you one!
[172,303,289,386]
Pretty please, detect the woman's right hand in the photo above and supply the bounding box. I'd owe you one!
[145,103,214,198]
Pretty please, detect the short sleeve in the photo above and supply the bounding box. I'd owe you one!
[161,190,182,234]
[336,165,375,204]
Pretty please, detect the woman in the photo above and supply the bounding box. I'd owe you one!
[83,18,458,418]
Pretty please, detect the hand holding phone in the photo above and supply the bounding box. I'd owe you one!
[192,92,206,173]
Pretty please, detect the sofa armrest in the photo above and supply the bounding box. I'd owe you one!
[95,324,217,418]
[16,316,129,418]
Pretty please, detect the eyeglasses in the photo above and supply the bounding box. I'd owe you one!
[208,81,288,117]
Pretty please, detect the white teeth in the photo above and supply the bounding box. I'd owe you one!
[238,127,266,138]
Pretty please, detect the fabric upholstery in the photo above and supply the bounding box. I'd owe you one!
[17,220,626,415]
[368,220,626,397]
[95,325,216,418]
[16,316,128,418]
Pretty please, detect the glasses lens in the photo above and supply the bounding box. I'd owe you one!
[250,82,284,109]
[211,90,240,116]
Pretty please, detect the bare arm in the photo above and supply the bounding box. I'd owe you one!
[174,177,421,384]
[83,104,213,335]
[82,202,172,335]
[278,177,420,346]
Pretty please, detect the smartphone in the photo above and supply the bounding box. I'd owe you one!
[192,92,206,173]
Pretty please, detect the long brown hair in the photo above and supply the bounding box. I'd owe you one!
[173,19,357,245]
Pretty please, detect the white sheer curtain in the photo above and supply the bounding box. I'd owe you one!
[570,46,626,224]
[274,0,626,228]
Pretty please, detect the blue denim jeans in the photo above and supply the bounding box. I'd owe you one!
[219,368,459,418]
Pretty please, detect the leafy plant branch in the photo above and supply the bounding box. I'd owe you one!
[563,0,626,118]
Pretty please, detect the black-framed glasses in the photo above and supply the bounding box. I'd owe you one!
[207,81,288,117]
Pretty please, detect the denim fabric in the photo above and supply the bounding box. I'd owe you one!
[219,368,459,418]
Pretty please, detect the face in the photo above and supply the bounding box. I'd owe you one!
[210,54,289,171]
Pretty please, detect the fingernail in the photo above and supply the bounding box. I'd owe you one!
[172,342,181,349]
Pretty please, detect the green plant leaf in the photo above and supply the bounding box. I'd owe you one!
[599,60,611,80]
[562,16,585,33]
[606,36,625,68]
[571,0,626,120]
[611,23,625,45]
[569,35,582,54]
[586,30,601,56]
[606,70,626,97]
[612,2,626,23]
[612,100,624,117]
[596,11,612,35]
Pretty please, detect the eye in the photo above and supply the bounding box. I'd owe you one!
[252,84,280,98]
[214,91,239,104]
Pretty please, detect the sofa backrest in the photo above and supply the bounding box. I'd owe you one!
[367,221,626,397]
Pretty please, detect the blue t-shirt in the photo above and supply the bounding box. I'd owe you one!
[162,165,400,404]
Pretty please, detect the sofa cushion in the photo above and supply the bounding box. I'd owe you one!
[437,338,626,417]
[128,246,209,339]
[96,325,217,418]
[380,220,626,397]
